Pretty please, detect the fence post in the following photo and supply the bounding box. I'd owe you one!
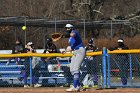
[107,54,110,88]
[29,57,33,86]
[129,54,133,85]
[102,47,107,88]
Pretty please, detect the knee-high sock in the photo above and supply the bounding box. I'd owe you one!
[32,75,39,84]
[92,73,98,83]
[22,71,27,85]
[73,73,79,88]
[121,77,127,85]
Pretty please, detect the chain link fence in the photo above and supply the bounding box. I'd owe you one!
[110,53,140,87]
[0,55,102,88]
[0,49,140,88]
[0,17,140,88]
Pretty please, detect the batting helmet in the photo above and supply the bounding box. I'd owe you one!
[88,38,94,45]
[65,24,74,28]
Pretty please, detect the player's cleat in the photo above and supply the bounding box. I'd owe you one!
[70,84,73,87]
[77,85,81,89]
[24,85,30,88]
[92,85,98,88]
[83,85,89,88]
[34,83,42,87]
[66,86,80,92]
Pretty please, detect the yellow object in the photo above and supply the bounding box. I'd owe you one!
[83,85,89,88]
[0,49,139,58]
[92,85,98,88]
[22,26,26,30]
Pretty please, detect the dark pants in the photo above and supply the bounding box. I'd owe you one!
[86,57,98,85]
[118,55,129,85]
[22,69,39,85]
[8,57,21,64]
[61,66,73,86]
[22,57,39,85]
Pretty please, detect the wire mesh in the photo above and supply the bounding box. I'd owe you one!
[109,53,140,87]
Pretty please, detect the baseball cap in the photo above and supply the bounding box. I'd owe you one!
[27,42,33,46]
[65,24,73,28]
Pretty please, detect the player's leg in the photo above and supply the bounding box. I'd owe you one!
[6,58,13,65]
[67,47,85,91]
[119,56,128,85]
[15,57,21,65]
[92,57,98,86]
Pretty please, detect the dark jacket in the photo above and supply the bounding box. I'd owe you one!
[85,45,98,52]
[44,43,57,53]
[109,43,129,56]
[12,44,24,54]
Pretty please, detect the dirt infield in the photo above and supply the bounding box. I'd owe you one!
[0,87,140,93]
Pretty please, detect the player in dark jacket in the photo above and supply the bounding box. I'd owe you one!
[42,38,58,86]
[23,42,42,88]
[110,38,129,85]
[85,38,98,87]
[43,38,58,63]
[43,38,57,53]
[6,38,24,65]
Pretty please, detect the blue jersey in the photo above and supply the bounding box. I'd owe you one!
[68,30,84,50]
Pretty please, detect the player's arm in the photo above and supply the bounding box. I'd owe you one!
[70,37,75,50]
[70,32,75,37]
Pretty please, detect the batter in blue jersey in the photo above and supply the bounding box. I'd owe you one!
[63,24,86,92]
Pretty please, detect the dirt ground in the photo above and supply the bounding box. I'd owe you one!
[0,87,140,93]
